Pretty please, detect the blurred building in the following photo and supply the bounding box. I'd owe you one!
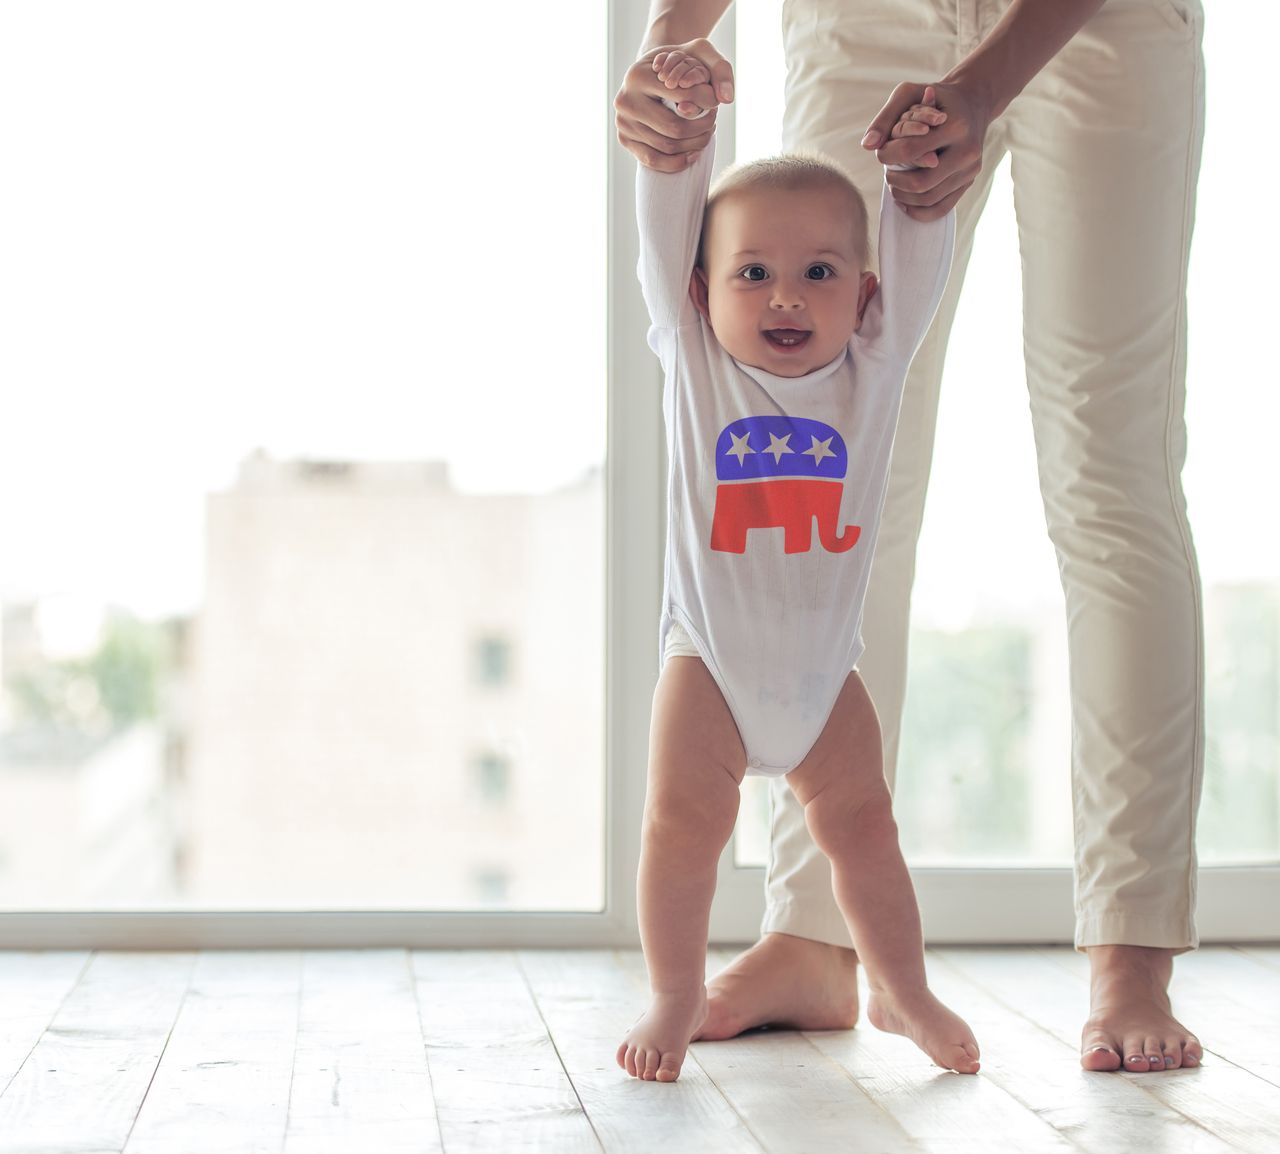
[181,451,605,909]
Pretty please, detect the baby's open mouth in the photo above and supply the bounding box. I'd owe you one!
[764,328,811,349]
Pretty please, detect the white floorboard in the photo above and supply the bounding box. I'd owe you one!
[124,951,299,1154]
[288,950,440,1154]
[0,951,194,1154]
[0,952,89,1100]
[414,950,596,1153]
[0,945,1272,1154]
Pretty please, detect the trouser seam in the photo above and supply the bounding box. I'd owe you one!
[1163,11,1205,939]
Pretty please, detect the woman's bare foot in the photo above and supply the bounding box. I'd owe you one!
[1080,945,1202,1072]
[695,932,859,1041]
[616,986,709,1082]
[866,986,981,1074]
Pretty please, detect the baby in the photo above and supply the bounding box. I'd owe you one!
[619,41,980,1083]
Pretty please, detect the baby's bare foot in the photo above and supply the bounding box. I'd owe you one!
[867,987,981,1074]
[697,932,859,1040]
[616,986,709,1082]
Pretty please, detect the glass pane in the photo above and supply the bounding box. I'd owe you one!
[734,2,1280,868]
[0,2,606,910]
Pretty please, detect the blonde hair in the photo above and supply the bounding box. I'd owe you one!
[696,151,871,271]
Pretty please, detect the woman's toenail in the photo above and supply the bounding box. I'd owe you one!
[1090,1046,1113,1054]
[1164,1056,1175,1066]
[1127,1055,1144,1063]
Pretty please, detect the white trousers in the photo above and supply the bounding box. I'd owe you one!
[764,0,1206,952]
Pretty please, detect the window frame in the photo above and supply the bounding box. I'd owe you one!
[2,0,1276,950]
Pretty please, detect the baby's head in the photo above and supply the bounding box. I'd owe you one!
[690,152,878,378]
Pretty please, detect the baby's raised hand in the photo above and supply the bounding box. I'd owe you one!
[887,86,947,170]
[652,47,713,118]
[652,48,712,91]
[891,101,947,140]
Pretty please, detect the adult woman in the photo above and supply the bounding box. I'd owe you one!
[614,0,1205,1072]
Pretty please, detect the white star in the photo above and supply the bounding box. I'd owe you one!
[724,431,755,466]
[763,432,794,464]
[804,435,837,467]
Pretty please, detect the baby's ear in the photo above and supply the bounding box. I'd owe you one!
[689,265,711,319]
[853,271,879,328]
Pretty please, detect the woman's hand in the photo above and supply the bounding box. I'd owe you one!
[861,80,993,220]
[614,39,735,173]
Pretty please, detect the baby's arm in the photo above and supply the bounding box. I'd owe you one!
[634,46,720,335]
[862,86,956,356]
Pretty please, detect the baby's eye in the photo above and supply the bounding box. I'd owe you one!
[806,264,835,280]
[739,265,768,282]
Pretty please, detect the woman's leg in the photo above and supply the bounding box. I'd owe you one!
[1005,0,1206,1071]
[762,0,1011,950]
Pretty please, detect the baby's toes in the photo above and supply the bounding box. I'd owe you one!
[934,1040,980,1074]
[624,1043,641,1078]
[640,1047,661,1081]
[656,1052,683,1082]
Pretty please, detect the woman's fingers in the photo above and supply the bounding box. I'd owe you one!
[614,41,734,168]
[897,182,969,221]
[615,97,716,169]
[886,154,982,207]
[865,77,990,213]
[626,139,703,172]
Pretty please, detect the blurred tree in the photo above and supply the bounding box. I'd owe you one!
[896,624,1034,862]
[5,611,173,735]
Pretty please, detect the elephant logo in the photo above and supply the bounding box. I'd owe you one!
[710,415,861,555]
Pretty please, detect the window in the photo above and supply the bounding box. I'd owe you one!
[474,636,513,688]
[472,751,511,805]
[471,867,511,906]
[0,2,609,924]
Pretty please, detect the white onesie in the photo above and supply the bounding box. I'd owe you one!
[636,125,955,778]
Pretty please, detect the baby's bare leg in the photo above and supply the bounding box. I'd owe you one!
[786,672,980,1074]
[617,655,746,1083]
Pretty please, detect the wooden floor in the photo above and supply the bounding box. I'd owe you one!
[0,945,1276,1153]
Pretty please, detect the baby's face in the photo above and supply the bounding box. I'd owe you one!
[691,184,878,378]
